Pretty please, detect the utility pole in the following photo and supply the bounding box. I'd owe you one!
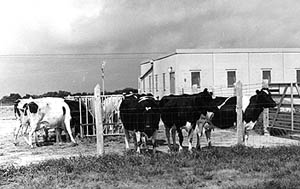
[101,61,106,96]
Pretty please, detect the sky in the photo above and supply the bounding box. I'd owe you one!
[1,0,300,98]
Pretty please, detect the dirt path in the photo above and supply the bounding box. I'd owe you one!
[1,118,300,168]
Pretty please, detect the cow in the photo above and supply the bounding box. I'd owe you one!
[159,88,214,152]
[14,97,77,148]
[119,93,160,153]
[14,98,34,145]
[102,95,123,133]
[64,99,94,137]
[204,88,277,145]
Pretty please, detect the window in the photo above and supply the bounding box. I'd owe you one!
[163,73,166,91]
[155,74,158,92]
[297,70,300,84]
[262,70,271,83]
[142,79,145,92]
[227,71,236,88]
[149,75,152,92]
[191,72,200,88]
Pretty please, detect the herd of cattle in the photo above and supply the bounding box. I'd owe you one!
[13,87,276,153]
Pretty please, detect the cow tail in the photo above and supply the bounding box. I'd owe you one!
[62,105,72,122]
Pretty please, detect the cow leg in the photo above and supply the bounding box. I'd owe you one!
[135,131,141,153]
[124,129,131,150]
[56,128,63,144]
[177,128,184,152]
[165,126,172,151]
[244,121,255,146]
[171,125,176,149]
[141,134,148,151]
[187,128,194,152]
[28,125,37,148]
[196,132,201,150]
[152,130,158,154]
[13,124,22,145]
[195,122,204,150]
[205,127,212,147]
[43,128,48,142]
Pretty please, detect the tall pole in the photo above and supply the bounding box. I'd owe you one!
[95,84,104,156]
[262,79,270,135]
[236,81,244,145]
[101,61,106,96]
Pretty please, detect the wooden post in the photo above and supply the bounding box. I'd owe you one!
[79,99,83,138]
[94,84,104,156]
[236,81,244,145]
[262,79,270,136]
[291,82,294,131]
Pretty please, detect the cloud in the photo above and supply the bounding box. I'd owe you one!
[1,0,300,97]
[2,0,300,54]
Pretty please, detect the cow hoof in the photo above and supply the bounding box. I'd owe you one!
[178,147,183,152]
[70,143,78,147]
[208,142,212,147]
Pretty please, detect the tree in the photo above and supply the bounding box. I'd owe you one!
[0,93,22,105]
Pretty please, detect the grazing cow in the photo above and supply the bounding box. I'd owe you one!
[102,95,123,133]
[159,88,214,152]
[119,93,160,153]
[14,98,34,144]
[15,97,77,148]
[206,88,276,145]
[65,99,94,137]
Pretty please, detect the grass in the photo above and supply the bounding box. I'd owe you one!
[2,145,300,189]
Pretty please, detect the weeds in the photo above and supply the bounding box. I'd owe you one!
[2,146,300,188]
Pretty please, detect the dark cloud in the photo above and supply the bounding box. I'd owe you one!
[1,0,300,97]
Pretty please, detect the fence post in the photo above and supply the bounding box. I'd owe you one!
[291,82,294,131]
[94,84,104,156]
[262,79,270,136]
[236,81,244,145]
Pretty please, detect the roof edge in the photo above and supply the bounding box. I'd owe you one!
[176,48,300,54]
[140,52,177,65]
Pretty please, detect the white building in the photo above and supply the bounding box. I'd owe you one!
[139,48,300,98]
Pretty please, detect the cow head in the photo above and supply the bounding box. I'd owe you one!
[16,101,39,127]
[255,88,276,108]
[195,88,214,114]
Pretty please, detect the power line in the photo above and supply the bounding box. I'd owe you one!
[0,52,171,57]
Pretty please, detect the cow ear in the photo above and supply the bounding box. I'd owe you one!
[256,90,260,94]
[203,88,208,92]
[23,103,28,116]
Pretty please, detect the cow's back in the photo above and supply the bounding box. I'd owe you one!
[35,98,71,127]
[119,95,139,131]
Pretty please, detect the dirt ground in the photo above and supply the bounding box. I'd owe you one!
[1,106,300,167]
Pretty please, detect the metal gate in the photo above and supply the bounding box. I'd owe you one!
[268,83,300,132]
[66,95,124,138]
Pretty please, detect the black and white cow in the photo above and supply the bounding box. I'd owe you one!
[119,93,160,153]
[14,97,77,148]
[102,95,124,133]
[204,88,276,145]
[159,88,214,152]
[14,98,34,144]
[65,99,94,137]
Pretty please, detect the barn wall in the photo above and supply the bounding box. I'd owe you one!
[176,54,213,93]
[249,53,283,84]
[154,55,178,97]
[139,49,300,99]
[283,53,300,83]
